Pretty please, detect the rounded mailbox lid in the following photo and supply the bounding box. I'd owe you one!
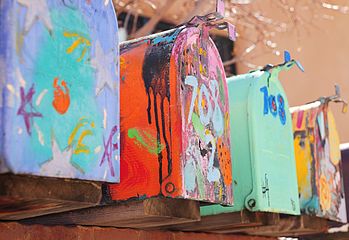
[175,27,232,205]
[245,70,300,214]
[1,0,120,182]
[291,103,347,223]
[111,26,232,205]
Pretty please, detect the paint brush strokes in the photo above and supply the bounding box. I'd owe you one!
[108,27,232,205]
[0,0,120,182]
[291,103,347,223]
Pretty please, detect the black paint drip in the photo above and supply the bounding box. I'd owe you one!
[142,41,174,194]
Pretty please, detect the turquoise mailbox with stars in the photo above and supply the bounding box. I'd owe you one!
[0,0,120,182]
[201,52,302,216]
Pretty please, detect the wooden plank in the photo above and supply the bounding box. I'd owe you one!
[22,198,200,229]
[0,174,103,220]
[161,210,279,232]
[0,222,277,240]
[219,215,328,237]
[300,232,349,240]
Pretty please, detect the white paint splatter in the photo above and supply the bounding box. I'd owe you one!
[6,84,18,107]
[94,145,102,154]
[16,68,26,88]
[36,89,48,106]
[34,123,45,146]
[17,127,23,135]
[6,84,16,95]
[103,108,107,129]
[104,0,110,6]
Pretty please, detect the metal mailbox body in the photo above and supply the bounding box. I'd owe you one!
[0,0,120,182]
[291,102,347,223]
[201,69,300,216]
[108,26,233,204]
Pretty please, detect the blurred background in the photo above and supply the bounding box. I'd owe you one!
[113,0,349,143]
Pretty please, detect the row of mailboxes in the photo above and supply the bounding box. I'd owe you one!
[0,0,348,223]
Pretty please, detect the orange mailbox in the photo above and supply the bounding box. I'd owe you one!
[108,26,233,205]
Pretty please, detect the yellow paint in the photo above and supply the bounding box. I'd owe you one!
[328,110,341,166]
[63,31,91,62]
[68,118,89,145]
[68,118,94,155]
[74,129,93,154]
[319,174,331,211]
[294,134,312,199]
[199,47,207,57]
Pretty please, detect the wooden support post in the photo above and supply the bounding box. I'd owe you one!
[0,174,103,220]
[22,198,200,229]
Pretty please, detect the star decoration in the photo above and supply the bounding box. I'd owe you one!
[17,84,43,135]
[17,0,53,34]
[90,41,116,96]
[40,136,76,177]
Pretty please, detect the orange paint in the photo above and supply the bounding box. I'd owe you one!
[108,27,232,205]
[52,77,70,114]
[217,138,232,185]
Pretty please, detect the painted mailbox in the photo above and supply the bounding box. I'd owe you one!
[201,55,302,216]
[0,0,120,182]
[108,26,233,204]
[290,99,347,222]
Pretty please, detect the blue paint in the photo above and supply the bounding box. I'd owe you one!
[284,50,291,62]
[152,27,183,45]
[268,95,277,117]
[260,86,286,124]
[0,0,120,182]
[260,86,269,115]
[278,94,286,125]
[184,159,197,193]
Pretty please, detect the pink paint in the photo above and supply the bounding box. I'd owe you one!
[296,110,304,129]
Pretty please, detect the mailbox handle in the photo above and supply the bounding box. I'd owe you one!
[317,85,348,113]
[180,0,237,42]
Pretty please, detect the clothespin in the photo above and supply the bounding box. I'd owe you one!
[184,0,236,42]
[318,85,348,113]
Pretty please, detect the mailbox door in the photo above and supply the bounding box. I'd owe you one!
[177,27,232,205]
[246,72,300,214]
[0,0,120,182]
[292,104,347,222]
[291,103,320,215]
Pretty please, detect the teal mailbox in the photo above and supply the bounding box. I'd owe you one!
[201,53,302,216]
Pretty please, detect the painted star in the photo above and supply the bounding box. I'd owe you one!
[90,41,116,96]
[17,0,53,34]
[40,136,76,177]
[17,84,43,135]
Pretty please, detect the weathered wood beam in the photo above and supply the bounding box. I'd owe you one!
[22,198,200,229]
[0,174,103,220]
